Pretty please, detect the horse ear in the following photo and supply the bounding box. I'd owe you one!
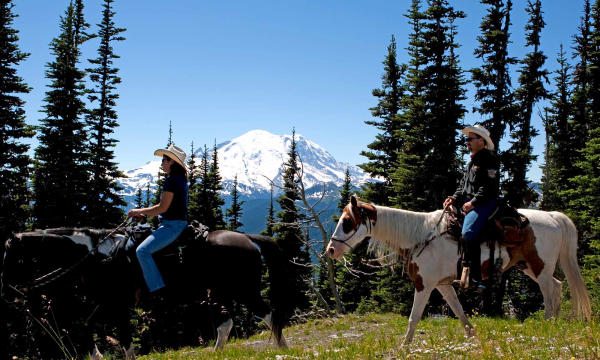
[350,195,358,207]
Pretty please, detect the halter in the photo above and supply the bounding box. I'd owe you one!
[330,207,373,251]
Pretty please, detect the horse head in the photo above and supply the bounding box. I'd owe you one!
[326,195,377,259]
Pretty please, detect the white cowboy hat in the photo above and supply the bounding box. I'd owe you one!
[461,124,494,151]
[154,144,189,173]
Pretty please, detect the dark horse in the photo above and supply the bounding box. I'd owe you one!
[1,223,294,359]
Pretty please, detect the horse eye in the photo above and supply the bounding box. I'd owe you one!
[342,218,353,233]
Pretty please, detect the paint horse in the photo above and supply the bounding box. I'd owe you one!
[1,224,294,358]
[326,196,591,344]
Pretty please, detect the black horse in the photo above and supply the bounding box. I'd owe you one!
[1,223,294,358]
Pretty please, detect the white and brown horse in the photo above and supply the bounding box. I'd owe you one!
[326,195,591,344]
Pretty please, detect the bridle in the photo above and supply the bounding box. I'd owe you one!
[330,206,373,251]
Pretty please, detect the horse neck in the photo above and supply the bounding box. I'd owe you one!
[371,206,441,251]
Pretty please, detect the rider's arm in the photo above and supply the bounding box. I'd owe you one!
[128,191,174,218]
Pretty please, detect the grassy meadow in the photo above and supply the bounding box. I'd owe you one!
[129,311,600,360]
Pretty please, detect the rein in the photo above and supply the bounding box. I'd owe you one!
[411,204,452,258]
[19,219,130,292]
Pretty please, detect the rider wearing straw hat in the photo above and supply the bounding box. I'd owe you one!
[128,145,189,293]
[443,124,499,289]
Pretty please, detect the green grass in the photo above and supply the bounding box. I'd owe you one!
[136,312,600,359]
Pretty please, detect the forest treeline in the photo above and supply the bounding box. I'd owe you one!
[1,0,598,333]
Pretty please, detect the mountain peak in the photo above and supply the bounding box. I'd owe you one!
[119,129,371,199]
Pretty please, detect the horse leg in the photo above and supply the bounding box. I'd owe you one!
[436,285,474,336]
[522,268,562,319]
[90,344,104,360]
[403,287,433,345]
[214,318,233,351]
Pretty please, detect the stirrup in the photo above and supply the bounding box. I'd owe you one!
[453,267,470,289]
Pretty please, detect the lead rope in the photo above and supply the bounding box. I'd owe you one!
[26,219,131,291]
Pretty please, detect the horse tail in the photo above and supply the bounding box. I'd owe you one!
[247,234,293,346]
[552,212,591,321]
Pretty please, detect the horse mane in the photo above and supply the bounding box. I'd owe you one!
[367,206,444,264]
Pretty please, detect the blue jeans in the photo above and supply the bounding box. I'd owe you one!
[462,200,497,243]
[136,219,187,292]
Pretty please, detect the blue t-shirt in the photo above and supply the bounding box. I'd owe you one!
[161,175,188,220]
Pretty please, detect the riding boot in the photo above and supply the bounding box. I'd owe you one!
[467,242,486,291]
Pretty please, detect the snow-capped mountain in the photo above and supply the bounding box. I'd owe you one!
[119,129,370,199]
[117,130,371,232]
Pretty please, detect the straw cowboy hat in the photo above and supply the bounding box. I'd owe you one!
[154,144,189,173]
[461,124,494,151]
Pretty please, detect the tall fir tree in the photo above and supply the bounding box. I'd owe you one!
[85,0,126,226]
[188,144,209,225]
[134,187,143,208]
[144,182,151,208]
[471,0,518,153]
[187,141,198,188]
[359,35,405,205]
[225,174,244,231]
[0,0,35,238]
[32,0,91,228]
[274,130,311,311]
[207,141,225,230]
[261,185,275,236]
[390,0,429,210]
[570,0,593,163]
[419,0,466,208]
[541,45,572,211]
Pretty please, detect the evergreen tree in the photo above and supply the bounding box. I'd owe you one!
[0,0,34,238]
[85,0,126,227]
[225,174,244,231]
[188,144,210,225]
[419,0,466,208]
[471,0,518,152]
[569,0,593,169]
[134,187,143,208]
[390,0,429,210]
[503,0,549,208]
[359,35,405,205]
[187,142,198,188]
[274,130,311,311]
[541,46,572,210]
[261,185,275,236]
[144,182,151,208]
[207,141,225,230]
[32,1,91,228]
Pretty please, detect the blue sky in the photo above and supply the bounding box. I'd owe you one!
[13,1,585,182]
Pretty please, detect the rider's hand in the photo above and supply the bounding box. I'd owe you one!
[461,201,474,214]
[443,197,455,208]
[128,209,144,219]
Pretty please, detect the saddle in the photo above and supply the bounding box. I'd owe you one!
[445,201,530,247]
[108,220,210,262]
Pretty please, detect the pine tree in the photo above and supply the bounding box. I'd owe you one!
[0,0,35,238]
[188,144,209,225]
[208,141,225,230]
[187,142,198,188]
[390,0,429,210]
[261,185,275,236]
[503,0,549,208]
[134,188,143,208]
[274,130,311,310]
[85,0,126,227]
[144,182,151,208]
[471,0,518,152]
[359,34,405,205]
[225,174,244,231]
[33,1,91,228]
[419,0,466,208]
[541,45,572,211]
